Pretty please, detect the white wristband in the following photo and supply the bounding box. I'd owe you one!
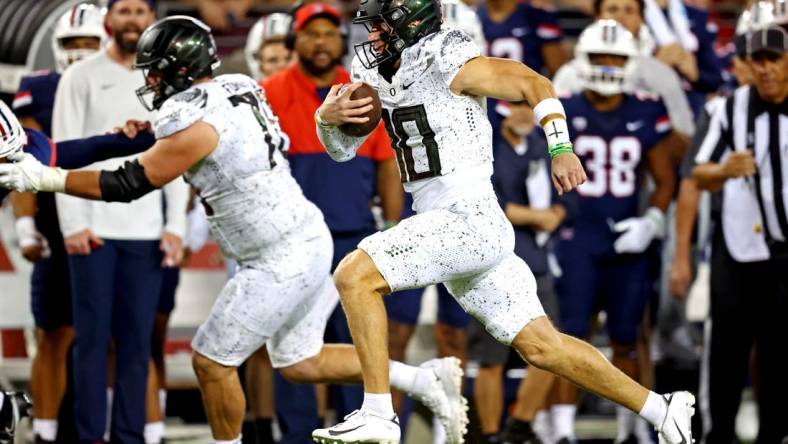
[39,167,68,193]
[542,118,571,149]
[533,98,566,126]
[15,216,38,248]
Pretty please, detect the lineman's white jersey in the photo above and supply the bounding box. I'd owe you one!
[155,74,324,263]
[351,28,494,213]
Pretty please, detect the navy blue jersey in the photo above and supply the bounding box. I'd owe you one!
[13,71,60,137]
[478,3,563,138]
[492,131,554,275]
[562,92,671,239]
[477,2,562,73]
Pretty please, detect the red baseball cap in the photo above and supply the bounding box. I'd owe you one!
[293,3,342,32]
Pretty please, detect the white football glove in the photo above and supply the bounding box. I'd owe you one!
[0,153,67,193]
[612,207,665,254]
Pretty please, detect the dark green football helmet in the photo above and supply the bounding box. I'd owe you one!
[353,0,442,69]
[134,16,220,111]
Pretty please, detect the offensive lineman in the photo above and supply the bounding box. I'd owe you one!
[310,0,695,443]
[0,16,466,444]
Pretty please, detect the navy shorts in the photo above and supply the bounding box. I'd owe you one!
[157,267,180,314]
[555,239,651,345]
[30,248,72,330]
[385,284,470,329]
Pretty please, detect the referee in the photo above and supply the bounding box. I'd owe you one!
[692,21,788,444]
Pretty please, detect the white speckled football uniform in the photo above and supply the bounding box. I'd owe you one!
[156,74,338,367]
[351,29,545,344]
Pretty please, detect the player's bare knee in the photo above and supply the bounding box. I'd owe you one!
[192,352,234,382]
[279,356,321,384]
[513,317,564,371]
[334,249,389,298]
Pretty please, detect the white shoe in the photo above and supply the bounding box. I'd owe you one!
[312,409,401,444]
[412,357,469,444]
[657,391,695,444]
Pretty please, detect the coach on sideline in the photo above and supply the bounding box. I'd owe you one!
[691,20,788,444]
[261,3,402,442]
[51,0,188,442]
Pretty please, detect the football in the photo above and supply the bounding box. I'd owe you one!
[339,83,382,138]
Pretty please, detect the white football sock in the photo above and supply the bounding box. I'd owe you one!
[214,436,241,444]
[33,419,58,441]
[158,389,167,416]
[551,404,576,440]
[533,409,553,443]
[362,393,395,417]
[388,360,419,394]
[0,392,4,407]
[145,421,164,444]
[104,388,113,442]
[616,405,637,441]
[638,391,668,429]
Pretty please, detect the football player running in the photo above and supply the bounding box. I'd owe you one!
[0,16,467,444]
[312,0,695,443]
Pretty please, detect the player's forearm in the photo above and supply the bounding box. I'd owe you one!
[692,163,728,192]
[673,178,700,261]
[504,203,550,229]
[57,132,156,169]
[9,192,36,218]
[316,122,365,162]
[64,171,103,200]
[376,159,404,223]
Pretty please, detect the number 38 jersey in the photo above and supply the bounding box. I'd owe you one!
[561,91,671,231]
[155,74,324,263]
[351,28,494,213]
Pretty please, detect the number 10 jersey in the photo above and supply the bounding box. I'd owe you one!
[351,28,494,213]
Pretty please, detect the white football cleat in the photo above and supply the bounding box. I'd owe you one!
[412,357,469,444]
[657,391,695,444]
[312,409,400,444]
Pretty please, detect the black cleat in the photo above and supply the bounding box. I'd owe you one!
[0,392,32,443]
[501,418,542,444]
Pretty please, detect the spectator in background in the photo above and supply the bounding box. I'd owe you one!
[642,0,724,116]
[478,0,569,138]
[262,4,402,443]
[472,101,567,444]
[10,4,106,443]
[245,12,294,81]
[51,1,189,443]
[552,0,696,140]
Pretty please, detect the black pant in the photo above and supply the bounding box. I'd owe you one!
[702,230,788,444]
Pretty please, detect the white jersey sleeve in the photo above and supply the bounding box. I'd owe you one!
[155,88,209,139]
[436,29,482,87]
[316,58,373,162]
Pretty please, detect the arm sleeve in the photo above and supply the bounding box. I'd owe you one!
[693,97,729,164]
[12,77,35,118]
[639,58,696,136]
[534,7,564,43]
[51,67,91,237]
[437,29,482,87]
[316,123,368,162]
[55,132,156,169]
[162,177,189,239]
[691,19,724,94]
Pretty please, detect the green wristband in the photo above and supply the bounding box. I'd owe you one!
[549,142,574,158]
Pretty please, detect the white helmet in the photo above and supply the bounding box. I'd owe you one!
[0,101,27,159]
[52,3,108,73]
[575,20,639,96]
[441,0,486,50]
[245,13,293,81]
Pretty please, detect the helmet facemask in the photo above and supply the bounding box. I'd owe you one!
[0,102,27,160]
[575,20,639,96]
[353,0,441,69]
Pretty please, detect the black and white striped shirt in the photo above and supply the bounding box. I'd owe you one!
[695,85,788,261]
